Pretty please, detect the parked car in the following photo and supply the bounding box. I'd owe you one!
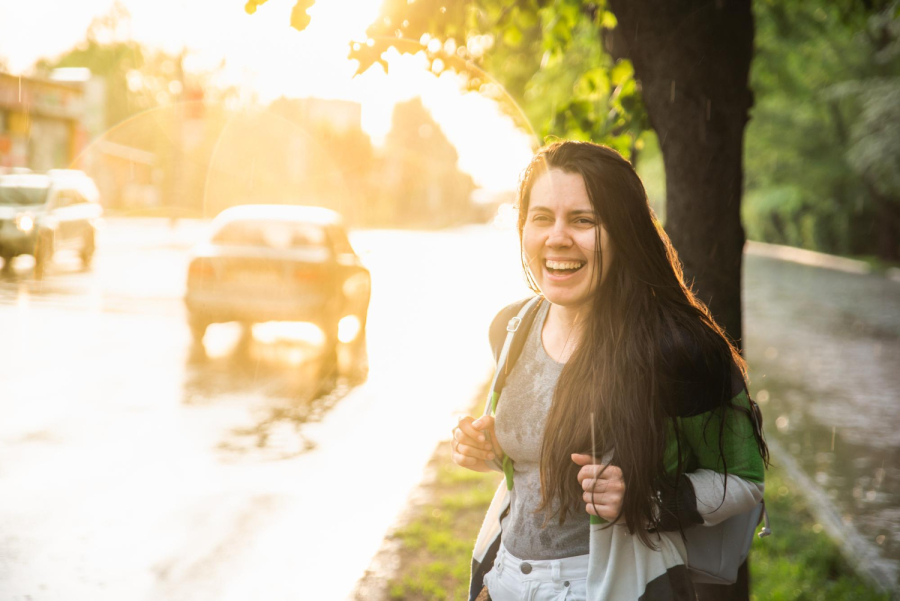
[0,170,102,278]
[185,205,371,375]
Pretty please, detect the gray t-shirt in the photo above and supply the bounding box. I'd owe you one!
[494,301,590,560]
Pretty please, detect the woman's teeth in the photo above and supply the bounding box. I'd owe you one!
[545,259,585,273]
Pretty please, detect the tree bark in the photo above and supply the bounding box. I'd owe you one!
[607,0,754,352]
[605,2,755,599]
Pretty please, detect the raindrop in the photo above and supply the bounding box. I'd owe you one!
[866,490,877,501]
[775,415,789,432]
[812,523,823,533]
[756,389,769,404]
[432,508,442,518]
[431,59,444,74]
[876,535,886,545]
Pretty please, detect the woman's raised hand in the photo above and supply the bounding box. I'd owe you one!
[451,416,504,473]
[572,453,626,523]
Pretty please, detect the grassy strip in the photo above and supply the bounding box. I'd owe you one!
[748,466,890,600]
[382,405,889,600]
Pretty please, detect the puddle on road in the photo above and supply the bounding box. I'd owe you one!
[181,322,367,461]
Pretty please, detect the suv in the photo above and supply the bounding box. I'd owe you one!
[0,170,102,278]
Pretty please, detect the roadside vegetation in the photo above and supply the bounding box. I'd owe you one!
[378,393,890,601]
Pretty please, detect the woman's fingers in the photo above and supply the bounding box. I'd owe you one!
[456,441,495,461]
[451,416,497,468]
[576,464,623,485]
[582,479,622,493]
[456,417,492,451]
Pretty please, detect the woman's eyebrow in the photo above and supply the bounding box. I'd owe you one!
[528,205,594,217]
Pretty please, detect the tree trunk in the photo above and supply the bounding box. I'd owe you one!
[606,2,755,599]
[607,0,754,352]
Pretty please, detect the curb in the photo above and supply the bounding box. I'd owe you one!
[745,241,900,283]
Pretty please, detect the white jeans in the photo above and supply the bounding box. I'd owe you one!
[484,542,589,601]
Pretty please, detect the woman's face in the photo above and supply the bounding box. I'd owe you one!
[522,169,613,310]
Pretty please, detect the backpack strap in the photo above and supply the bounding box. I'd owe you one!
[482,295,543,489]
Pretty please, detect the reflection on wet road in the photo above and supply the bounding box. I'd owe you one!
[744,252,900,586]
[0,218,529,600]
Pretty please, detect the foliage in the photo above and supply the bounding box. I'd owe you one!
[744,0,900,258]
[377,97,476,227]
[244,0,316,32]
[347,0,648,160]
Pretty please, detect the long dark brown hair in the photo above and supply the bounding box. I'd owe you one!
[518,141,768,549]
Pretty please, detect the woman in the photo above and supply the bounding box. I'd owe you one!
[451,141,768,601]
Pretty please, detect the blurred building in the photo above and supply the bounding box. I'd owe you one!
[286,97,361,134]
[0,72,85,171]
[75,140,157,211]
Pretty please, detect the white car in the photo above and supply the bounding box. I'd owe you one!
[184,205,371,375]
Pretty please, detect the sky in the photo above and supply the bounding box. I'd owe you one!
[0,0,536,194]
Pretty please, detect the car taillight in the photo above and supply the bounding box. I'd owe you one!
[293,267,322,281]
[189,260,214,280]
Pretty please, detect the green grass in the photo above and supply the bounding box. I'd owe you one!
[386,449,503,600]
[382,401,890,600]
[748,467,890,600]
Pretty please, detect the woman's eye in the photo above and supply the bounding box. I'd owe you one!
[576,218,596,225]
[531,214,550,223]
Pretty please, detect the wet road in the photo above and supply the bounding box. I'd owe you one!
[0,218,531,600]
[0,220,896,597]
[743,249,900,587]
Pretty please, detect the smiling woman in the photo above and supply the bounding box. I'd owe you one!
[451,141,769,601]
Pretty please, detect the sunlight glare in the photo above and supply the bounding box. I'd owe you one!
[337,315,361,343]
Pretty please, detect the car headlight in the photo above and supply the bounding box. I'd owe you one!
[15,214,34,233]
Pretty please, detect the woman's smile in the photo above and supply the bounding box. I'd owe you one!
[542,257,587,280]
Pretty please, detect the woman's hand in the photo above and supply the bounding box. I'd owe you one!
[452,416,504,473]
[572,453,626,523]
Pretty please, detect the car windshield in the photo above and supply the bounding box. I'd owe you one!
[211,219,328,249]
[0,180,50,205]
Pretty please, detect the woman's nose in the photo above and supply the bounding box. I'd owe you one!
[546,222,573,247]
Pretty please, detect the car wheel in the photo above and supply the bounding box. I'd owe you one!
[80,230,95,268]
[347,326,368,385]
[317,322,340,395]
[33,233,53,280]
[189,317,208,344]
